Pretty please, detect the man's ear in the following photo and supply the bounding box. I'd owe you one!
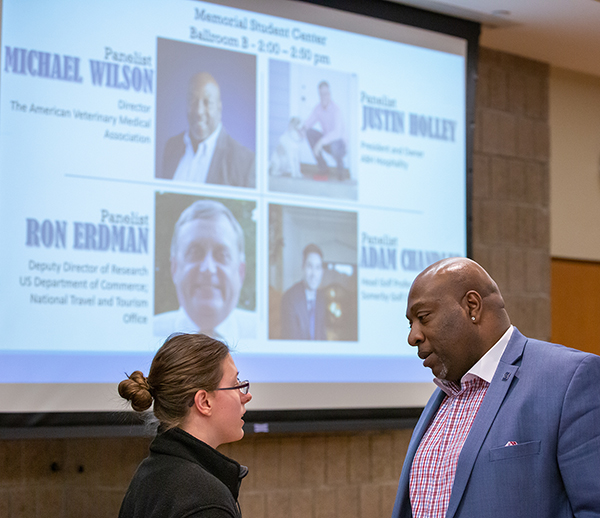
[192,390,213,417]
[463,290,483,321]
[238,261,246,284]
[170,256,178,279]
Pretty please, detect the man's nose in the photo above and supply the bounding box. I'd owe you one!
[198,252,217,273]
[243,391,252,404]
[407,324,424,347]
[192,100,205,116]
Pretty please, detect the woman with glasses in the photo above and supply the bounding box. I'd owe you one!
[118,332,252,518]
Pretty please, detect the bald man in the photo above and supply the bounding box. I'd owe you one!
[159,72,255,188]
[392,258,600,518]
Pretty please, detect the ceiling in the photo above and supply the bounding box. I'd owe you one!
[392,0,600,78]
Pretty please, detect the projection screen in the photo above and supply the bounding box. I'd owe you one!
[0,0,478,427]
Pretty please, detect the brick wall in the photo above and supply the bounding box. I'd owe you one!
[0,47,551,518]
[220,431,413,518]
[0,431,412,518]
[472,48,551,340]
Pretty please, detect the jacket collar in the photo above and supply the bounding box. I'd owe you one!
[151,427,248,500]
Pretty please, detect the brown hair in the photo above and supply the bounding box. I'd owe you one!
[118,333,230,430]
[302,243,323,265]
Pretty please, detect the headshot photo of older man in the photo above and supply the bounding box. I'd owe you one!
[154,198,256,344]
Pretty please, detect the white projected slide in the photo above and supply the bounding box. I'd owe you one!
[0,0,467,412]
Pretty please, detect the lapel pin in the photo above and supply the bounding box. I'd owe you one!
[502,372,511,381]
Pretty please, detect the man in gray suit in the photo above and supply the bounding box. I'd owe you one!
[280,244,327,340]
[159,72,255,188]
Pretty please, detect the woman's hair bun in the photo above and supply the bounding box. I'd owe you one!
[118,370,154,412]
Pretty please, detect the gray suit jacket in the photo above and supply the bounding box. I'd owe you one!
[280,281,327,340]
[159,128,255,188]
[392,328,600,518]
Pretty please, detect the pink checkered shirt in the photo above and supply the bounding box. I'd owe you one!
[409,377,489,518]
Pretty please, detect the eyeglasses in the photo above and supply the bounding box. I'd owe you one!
[214,379,250,395]
[188,379,251,406]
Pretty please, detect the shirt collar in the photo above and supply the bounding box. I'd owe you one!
[183,123,222,155]
[435,325,514,395]
[176,305,240,345]
[304,289,317,302]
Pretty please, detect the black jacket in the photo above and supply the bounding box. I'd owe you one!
[119,427,248,518]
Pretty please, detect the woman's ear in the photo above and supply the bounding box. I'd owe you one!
[192,390,213,417]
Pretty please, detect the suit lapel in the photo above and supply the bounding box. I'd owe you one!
[298,287,311,338]
[445,329,527,518]
[394,389,445,518]
[314,291,326,339]
[205,128,227,184]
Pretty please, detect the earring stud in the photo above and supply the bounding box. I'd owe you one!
[471,316,476,321]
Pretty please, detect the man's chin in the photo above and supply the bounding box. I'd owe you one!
[191,298,223,313]
[190,127,209,141]
[433,365,449,380]
[185,298,224,324]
